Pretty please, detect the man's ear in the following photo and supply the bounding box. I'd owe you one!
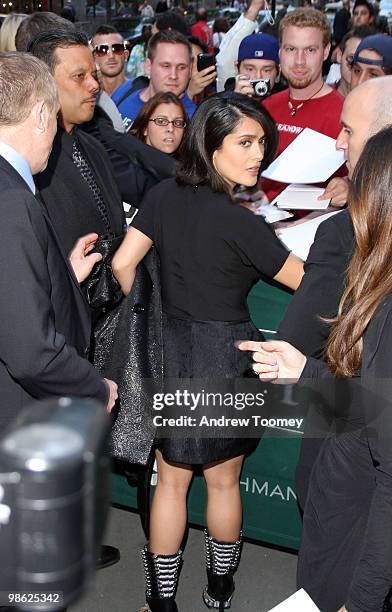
[336,47,343,65]
[323,42,331,62]
[144,57,152,77]
[31,100,47,132]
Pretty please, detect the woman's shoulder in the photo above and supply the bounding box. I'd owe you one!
[144,177,182,200]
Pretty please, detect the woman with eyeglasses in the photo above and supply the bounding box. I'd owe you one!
[129,91,187,155]
[112,92,303,612]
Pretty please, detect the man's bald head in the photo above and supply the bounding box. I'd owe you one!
[337,76,392,178]
[361,76,392,133]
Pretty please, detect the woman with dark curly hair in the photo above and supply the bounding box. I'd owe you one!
[113,92,303,612]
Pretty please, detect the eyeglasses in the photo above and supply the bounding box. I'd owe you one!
[149,117,186,128]
[93,43,126,57]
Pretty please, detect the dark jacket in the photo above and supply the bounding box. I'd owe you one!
[0,155,107,433]
[299,295,392,612]
[278,209,354,357]
[35,123,162,466]
[277,209,354,511]
[35,127,125,255]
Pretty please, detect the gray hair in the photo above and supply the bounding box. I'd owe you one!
[0,52,57,127]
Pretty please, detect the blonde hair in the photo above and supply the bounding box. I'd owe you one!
[0,52,57,126]
[279,8,331,48]
[0,13,27,52]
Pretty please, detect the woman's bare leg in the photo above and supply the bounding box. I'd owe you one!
[203,454,244,541]
[149,449,193,554]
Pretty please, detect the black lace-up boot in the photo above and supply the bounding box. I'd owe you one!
[202,530,243,611]
[141,545,182,612]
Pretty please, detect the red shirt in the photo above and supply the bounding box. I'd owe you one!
[262,88,345,202]
[191,21,213,49]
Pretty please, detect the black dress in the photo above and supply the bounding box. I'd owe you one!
[133,179,290,464]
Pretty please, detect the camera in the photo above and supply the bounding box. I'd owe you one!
[250,79,270,98]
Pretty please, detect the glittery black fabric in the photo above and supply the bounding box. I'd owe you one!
[157,315,263,465]
[91,248,163,465]
[83,235,124,311]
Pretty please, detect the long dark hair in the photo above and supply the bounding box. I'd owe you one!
[129,91,186,144]
[176,92,278,195]
[326,126,392,376]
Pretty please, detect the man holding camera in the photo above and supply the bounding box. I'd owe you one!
[224,32,283,97]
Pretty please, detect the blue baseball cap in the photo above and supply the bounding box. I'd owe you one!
[353,34,392,69]
[238,33,280,64]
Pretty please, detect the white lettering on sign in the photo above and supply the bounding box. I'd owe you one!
[240,477,297,502]
[277,123,303,135]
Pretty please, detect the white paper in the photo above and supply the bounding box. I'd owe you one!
[268,588,321,611]
[272,184,330,210]
[262,128,345,184]
[123,201,138,226]
[278,210,343,261]
[253,201,293,222]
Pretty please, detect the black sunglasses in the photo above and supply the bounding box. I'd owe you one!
[93,43,126,57]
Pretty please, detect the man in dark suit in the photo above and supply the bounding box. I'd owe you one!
[240,76,392,510]
[0,53,118,434]
[24,31,125,255]
[27,29,171,570]
[276,76,392,508]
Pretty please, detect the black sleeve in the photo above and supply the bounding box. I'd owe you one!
[230,207,290,279]
[333,9,350,44]
[131,185,158,241]
[278,211,354,357]
[88,109,175,181]
[345,309,392,612]
[81,110,175,205]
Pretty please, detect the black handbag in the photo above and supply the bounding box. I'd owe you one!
[83,234,124,310]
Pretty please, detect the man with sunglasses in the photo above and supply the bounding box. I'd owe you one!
[91,25,129,98]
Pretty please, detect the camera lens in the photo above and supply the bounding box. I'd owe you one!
[254,80,268,97]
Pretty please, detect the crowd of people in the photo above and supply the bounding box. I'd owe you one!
[0,2,392,612]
